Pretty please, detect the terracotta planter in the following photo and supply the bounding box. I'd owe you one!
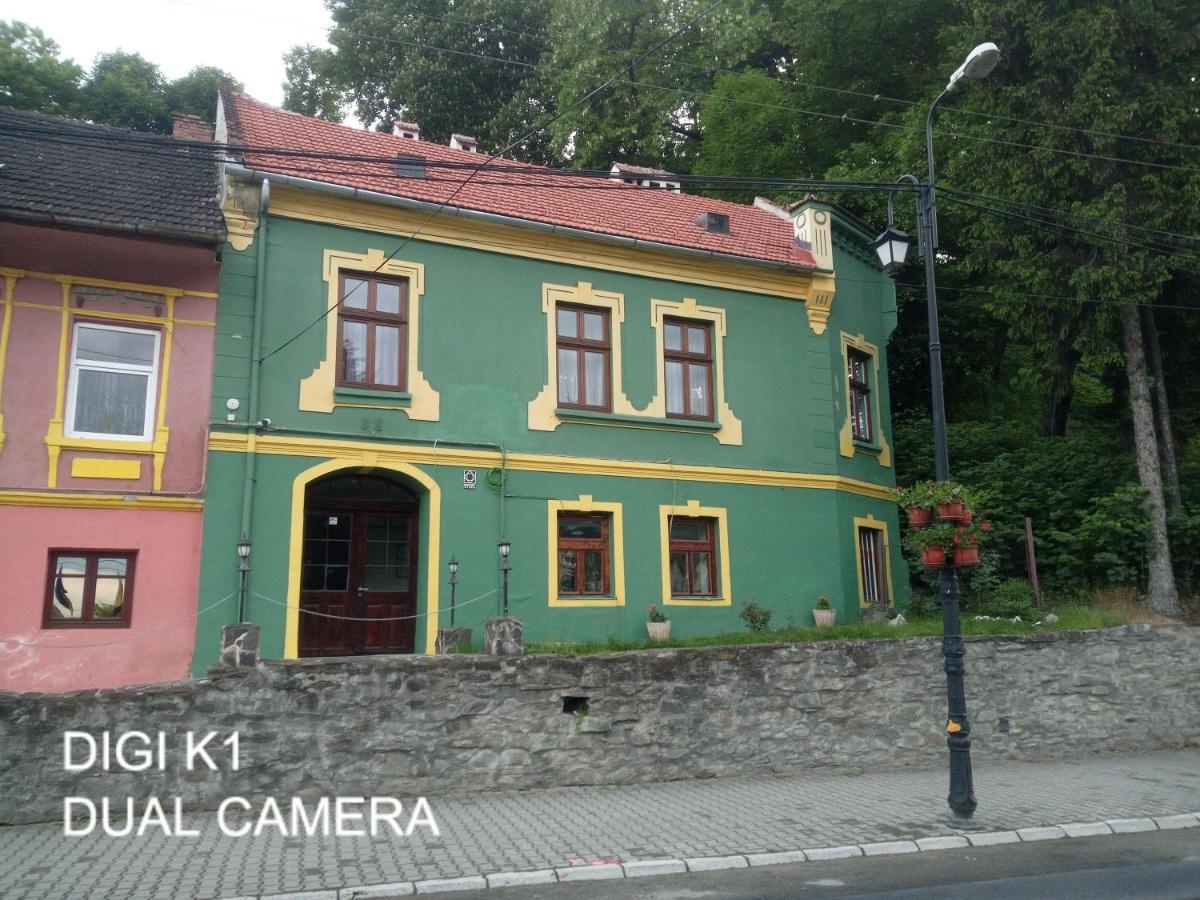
[937,501,967,522]
[921,545,947,568]
[813,608,836,628]
[953,546,980,567]
[906,506,933,529]
[647,621,671,641]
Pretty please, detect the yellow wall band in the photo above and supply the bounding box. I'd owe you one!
[70,458,143,480]
[0,489,202,511]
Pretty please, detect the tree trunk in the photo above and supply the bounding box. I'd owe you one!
[1041,341,1081,438]
[1120,304,1180,617]
[1141,306,1183,512]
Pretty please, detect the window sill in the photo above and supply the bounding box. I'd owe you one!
[853,439,884,455]
[557,408,721,432]
[664,596,731,606]
[334,387,412,408]
[549,594,623,607]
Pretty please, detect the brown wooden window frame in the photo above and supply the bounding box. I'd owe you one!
[668,516,718,597]
[858,526,886,605]
[556,513,611,596]
[336,272,409,391]
[663,318,714,421]
[43,549,137,628]
[555,303,611,412]
[848,348,873,443]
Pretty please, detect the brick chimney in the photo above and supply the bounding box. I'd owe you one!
[450,134,478,153]
[171,113,214,142]
[393,121,421,140]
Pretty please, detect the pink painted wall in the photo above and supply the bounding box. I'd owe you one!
[0,505,201,692]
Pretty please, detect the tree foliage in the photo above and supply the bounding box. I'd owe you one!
[0,20,81,115]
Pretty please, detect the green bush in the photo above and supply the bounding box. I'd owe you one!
[738,602,773,632]
[971,578,1037,620]
[905,592,940,618]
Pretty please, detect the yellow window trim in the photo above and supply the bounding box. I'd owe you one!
[658,500,732,606]
[546,494,626,607]
[284,456,441,656]
[209,431,898,501]
[838,331,891,467]
[0,273,15,452]
[298,249,440,421]
[853,514,895,608]
[44,285,174,490]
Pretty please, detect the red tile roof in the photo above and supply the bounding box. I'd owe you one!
[225,93,815,271]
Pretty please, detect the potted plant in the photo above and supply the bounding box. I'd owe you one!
[930,481,977,522]
[952,520,991,567]
[904,523,958,568]
[813,596,836,628]
[646,604,670,641]
[893,482,937,529]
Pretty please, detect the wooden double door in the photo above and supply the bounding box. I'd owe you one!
[299,499,419,656]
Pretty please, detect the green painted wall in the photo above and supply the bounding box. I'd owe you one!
[193,200,909,675]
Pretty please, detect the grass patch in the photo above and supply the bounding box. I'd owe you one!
[526,604,1135,656]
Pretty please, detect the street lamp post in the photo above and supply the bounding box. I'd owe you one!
[497,539,511,616]
[873,42,999,819]
[448,557,459,626]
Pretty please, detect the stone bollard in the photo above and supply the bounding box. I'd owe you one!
[220,623,261,667]
[484,616,524,656]
[436,626,474,654]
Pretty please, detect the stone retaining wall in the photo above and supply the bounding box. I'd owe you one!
[2,625,1197,825]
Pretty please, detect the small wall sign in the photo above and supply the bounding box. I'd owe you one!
[463,469,477,490]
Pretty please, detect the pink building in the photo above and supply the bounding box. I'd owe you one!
[0,109,224,691]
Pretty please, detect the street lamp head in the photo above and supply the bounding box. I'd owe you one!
[236,536,252,559]
[448,556,459,577]
[497,538,511,560]
[947,42,1000,91]
[871,225,912,273]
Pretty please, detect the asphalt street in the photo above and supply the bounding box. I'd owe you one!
[473,830,1200,899]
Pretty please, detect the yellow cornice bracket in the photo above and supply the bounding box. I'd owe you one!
[805,273,836,336]
[222,191,259,252]
[152,426,170,492]
[44,419,64,488]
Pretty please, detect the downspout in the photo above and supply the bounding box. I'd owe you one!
[238,179,270,622]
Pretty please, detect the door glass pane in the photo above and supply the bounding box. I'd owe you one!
[584,351,606,407]
[559,516,602,539]
[342,277,368,309]
[557,349,579,404]
[325,566,348,591]
[341,321,368,382]
[582,312,604,341]
[302,565,324,590]
[691,552,712,594]
[73,370,148,435]
[556,307,577,338]
[374,325,400,386]
[664,322,682,352]
[583,550,604,592]
[665,361,684,415]
[376,281,401,314]
[669,551,689,594]
[302,539,325,565]
[326,540,349,565]
[364,565,406,590]
[669,519,709,542]
[558,550,577,592]
[686,326,706,354]
[76,326,156,366]
[688,363,710,417]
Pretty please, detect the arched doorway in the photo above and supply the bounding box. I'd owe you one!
[300,471,420,656]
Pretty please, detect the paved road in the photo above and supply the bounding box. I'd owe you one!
[0,749,1197,899]
[474,829,1200,899]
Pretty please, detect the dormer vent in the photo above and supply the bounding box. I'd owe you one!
[698,212,729,234]
[450,134,478,153]
[393,121,421,140]
[393,155,426,179]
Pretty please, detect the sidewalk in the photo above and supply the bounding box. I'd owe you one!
[2,749,1197,899]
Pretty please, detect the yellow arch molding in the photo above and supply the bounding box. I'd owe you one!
[283,455,442,658]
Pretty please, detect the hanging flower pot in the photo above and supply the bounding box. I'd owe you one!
[937,500,967,522]
[921,545,947,568]
[953,546,980,566]
[906,506,934,529]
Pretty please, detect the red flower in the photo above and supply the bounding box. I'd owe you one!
[981,522,991,531]
[952,535,961,546]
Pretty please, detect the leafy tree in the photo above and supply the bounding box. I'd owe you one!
[0,20,81,115]
[167,65,242,124]
[282,46,344,122]
[80,50,171,132]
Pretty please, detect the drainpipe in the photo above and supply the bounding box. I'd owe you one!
[238,179,270,622]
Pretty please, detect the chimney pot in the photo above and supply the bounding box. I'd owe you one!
[450,133,478,153]
[171,112,214,142]
[393,121,421,140]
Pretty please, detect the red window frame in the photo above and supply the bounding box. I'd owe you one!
[557,513,611,595]
[43,549,136,628]
[848,349,873,442]
[336,273,409,391]
[663,318,714,421]
[555,304,611,412]
[858,527,886,605]
[668,516,717,597]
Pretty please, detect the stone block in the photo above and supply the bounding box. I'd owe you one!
[684,855,748,871]
[484,616,524,656]
[1017,826,1066,842]
[220,623,261,668]
[1154,813,1200,830]
[413,875,488,893]
[1106,817,1157,833]
[746,850,807,867]
[623,859,687,877]
[915,835,970,851]
[861,840,919,856]
[1060,821,1112,838]
[803,845,862,860]
[436,627,473,655]
[485,870,556,887]
[966,831,1020,846]
[555,864,624,882]
[340,883,416,898]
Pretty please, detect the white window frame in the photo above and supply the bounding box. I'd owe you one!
[64,322,161,442]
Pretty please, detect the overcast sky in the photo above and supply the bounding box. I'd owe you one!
[6,0,335,106]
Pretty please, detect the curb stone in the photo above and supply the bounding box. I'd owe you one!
[222,809,1200,899]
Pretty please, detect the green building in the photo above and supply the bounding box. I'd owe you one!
[193,89,907,674]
